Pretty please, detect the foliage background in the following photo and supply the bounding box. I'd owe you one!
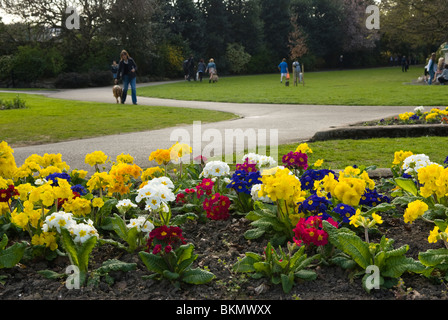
[0,0,446,85]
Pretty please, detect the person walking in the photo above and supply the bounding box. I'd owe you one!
[292,60,302,86]
[117,50,138,105]
[278,58,288,83]
[111,61,119,79]
[427,53,437,85]
[205,58,217,83]
[197,58,206,82]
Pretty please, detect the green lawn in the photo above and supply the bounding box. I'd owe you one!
[0,93,237,147]
[138,66,447,106]
[279,136,448,169]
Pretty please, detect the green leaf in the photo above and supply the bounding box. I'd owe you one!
[96,259,137,274]
[419,248,448,268]
[77,235,97,273]
[335,232,372,269]
[139,251,169,275]
[233,255,260,273]
[182,267,215,284]
[170,212,198,225]
[394,177,418,196]
[0,234,8,250]
[37,269,65,280]
[111,213,129,240]
[60,228,79,267]
[382,256,425,278]
[281,273,294,293]
[0,240,26,269]
[244,228,266,240]
[253,261,271,275]
[163,270,180,280]
[295,269,318,281]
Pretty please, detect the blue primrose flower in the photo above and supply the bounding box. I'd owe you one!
[359,188,391,207]
[46,172,71,186]
[300,169,336,193]
[298,194,332,214]
[71,184,88,196]
[332,203,356,224]
[226,170,262,194]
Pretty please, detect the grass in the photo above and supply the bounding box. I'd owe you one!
[138,66,447,106]
[279,136,448,169]
[0,93,237,147]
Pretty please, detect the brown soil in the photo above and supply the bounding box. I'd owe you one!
[0,212,446,302]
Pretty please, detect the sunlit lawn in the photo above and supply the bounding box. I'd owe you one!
[0,93,237,147]
[138,66,447,106]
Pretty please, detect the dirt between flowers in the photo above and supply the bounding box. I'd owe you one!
[0,206,446,301]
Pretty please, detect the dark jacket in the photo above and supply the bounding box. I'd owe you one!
[117,58,137,80]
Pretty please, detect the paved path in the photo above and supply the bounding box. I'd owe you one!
[8,82,413,172]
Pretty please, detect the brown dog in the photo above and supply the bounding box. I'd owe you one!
[112,79,123,103]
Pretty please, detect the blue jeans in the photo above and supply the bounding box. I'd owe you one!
[122,75,137,104]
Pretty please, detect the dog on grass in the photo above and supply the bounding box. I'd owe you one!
[112,79,123,103]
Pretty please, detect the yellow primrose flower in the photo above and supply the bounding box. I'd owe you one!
[62,197,92,217]
[85,150,109,167]
[31,232,58,251]
[92,197,104,208]
[403,199,428,224]
[428,226,440,244]
[313,159,324,167]
[169,142,192,161]
[149,149,171,166]
[116,153,134,164]
[295,143,313,154]
[0,141,18,179]
[392,150,413,166]
[141,167,164,181]
[71,169,88,179]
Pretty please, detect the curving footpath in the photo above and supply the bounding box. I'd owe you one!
[9,82,413,172]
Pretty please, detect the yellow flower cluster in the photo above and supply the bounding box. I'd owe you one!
[116,153,134,164]
[86,172,114,193]
[428,225,448,244]
[141,167,165,181]
[28,178,72,207]
[108,162,142,195]
[85,151,108,167]
[403,199,428,224]
[295,143,313,154]
[0,141,17,179]
[258,167,307,208]
[392,150,413,166]
[11,200,43,230]
[417,163,448,199]
[62,197,92,217]
[31,231,58,251]
[170,142,192,162]
[14,152,70,180]
[314,166,374,207]
[399,112,415,121]
[349,208,383,228]
[149,149,171,166]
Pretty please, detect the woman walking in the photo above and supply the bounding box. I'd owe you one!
[117,50,138,104]
[205,58,217,83]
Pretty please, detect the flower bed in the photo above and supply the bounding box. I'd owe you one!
[1,140,448,300]
[362,106,448,126]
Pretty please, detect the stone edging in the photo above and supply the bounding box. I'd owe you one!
[309,124,448,142]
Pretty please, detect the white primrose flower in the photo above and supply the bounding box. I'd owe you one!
[42,211,75,233]
[200,160,230,178]
[69,222,99,244]
[242,153,277,168]
[414,106,425,114]
[402,154,440,174]
[127,215,154,233]
[250,184,272,203]
[147,176,175,190]
[136,182,175,211]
